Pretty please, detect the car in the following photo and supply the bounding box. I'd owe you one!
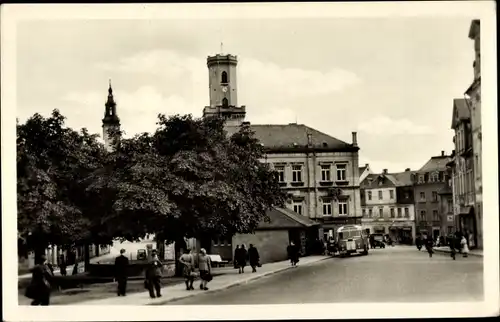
[370,234,386,249]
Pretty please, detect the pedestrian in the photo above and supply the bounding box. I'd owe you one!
[425,236,434,258]
[415,235,422,251]
[369,234,375,249]
[145,250,163,298]
[233,245,240,269]
[460,235,469,258]
[114,248,129,296]
[72,261,79,275]
[287,241,300,267]
[448,234,456,260]
[59,255,67,276]
[236,244,248,274]
[179,248,196,290]
[198,248,212,290]
[248,244,260,273]
[25,254,54,306]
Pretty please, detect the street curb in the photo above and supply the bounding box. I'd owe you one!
[433,248,483,257]
[149,256,332,306]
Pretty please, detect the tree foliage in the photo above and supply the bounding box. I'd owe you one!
[18,110,287,251]
[17,110,109,250]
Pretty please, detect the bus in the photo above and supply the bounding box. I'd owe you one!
[336,225,369,257]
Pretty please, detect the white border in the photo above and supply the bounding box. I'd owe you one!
[2,2,498,321]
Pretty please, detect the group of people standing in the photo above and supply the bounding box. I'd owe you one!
[234,244,260,273]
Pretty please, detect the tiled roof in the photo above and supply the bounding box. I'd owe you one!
[225,124,353,151]
[391,171,416,186]
[360,173,398,188]
[418,156,452,172]
[361,170,416,188]
[451,99,470,129]
[257,207,319,230]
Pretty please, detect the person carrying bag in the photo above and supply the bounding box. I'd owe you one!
[197,248,212,290]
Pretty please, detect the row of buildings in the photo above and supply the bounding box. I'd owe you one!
[447,19,482,249]
[97,20,481,266]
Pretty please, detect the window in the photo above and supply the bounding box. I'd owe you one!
[362,208,366,217]
[379,208,383,218]
[419,192,426,201]
[433,210,439,221]
[430,172,439,182]
[292,165,303,182]
[447,199,453,213]
[336,164,347,181]
[274,165,285,182]
[338,202,348,216]
[368,208,373,217]
[447,226,453,234]
[293,201,303,215]
[432,191,438,202]
[389,190,394,199]
[322,200,332,216]
[367,191,372,200]
[404,207,409,217]
[418,175,425,183]
[420,210,426,221]
[378,190,383,200]
[390,208,395,218]
[221,71,228,83]
[397,208,402,218]
[321,165,331,181]
[222,97,228,108]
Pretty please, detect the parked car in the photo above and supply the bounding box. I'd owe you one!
[137,249,147,260]
[370,234,386,249]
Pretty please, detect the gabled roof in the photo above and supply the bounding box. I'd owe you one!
[361,173,398,189]
[451,99,470,129]
[225,124,355,152]
[257,207,319,230]
[418,156,452,173]
[391,170,416,187]
[359,165,368,174]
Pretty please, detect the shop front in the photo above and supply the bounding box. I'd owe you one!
[458,206,477,249]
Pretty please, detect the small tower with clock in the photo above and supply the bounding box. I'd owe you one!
[203,54,246,126]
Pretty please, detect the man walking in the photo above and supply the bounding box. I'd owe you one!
[145,250,163,298]
[248,244,260,273]
[114,248,129,296]
[287,241,300,267]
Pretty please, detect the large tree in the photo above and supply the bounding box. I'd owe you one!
[17,110,109,261]
[87,114,286,241]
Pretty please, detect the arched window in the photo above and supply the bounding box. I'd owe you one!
[221,71,228,83]
[222,98,228,108]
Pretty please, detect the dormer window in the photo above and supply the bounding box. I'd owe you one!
[221,71,228,84]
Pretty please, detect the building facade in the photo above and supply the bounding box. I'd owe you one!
[360,169,416,244]
[203,53,362,251]
[466,19,482,248]
[413,152,452,240]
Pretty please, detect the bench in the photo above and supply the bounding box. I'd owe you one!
[208,254,229,268]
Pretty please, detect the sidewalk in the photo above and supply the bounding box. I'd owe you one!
[74,255,330,306]
[433,246,483,257]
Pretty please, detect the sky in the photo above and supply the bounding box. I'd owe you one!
[16,16,477,174]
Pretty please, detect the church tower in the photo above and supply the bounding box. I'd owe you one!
[202,54,246,126]
[102,81,121,152]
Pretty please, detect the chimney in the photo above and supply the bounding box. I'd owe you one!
[405,168,411,172]
[383,169,388,174]
[365,163,369,168]
[441,150,445,156]
[352,132,358,147]
[307,133,313,147]
[242,121,250,126]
